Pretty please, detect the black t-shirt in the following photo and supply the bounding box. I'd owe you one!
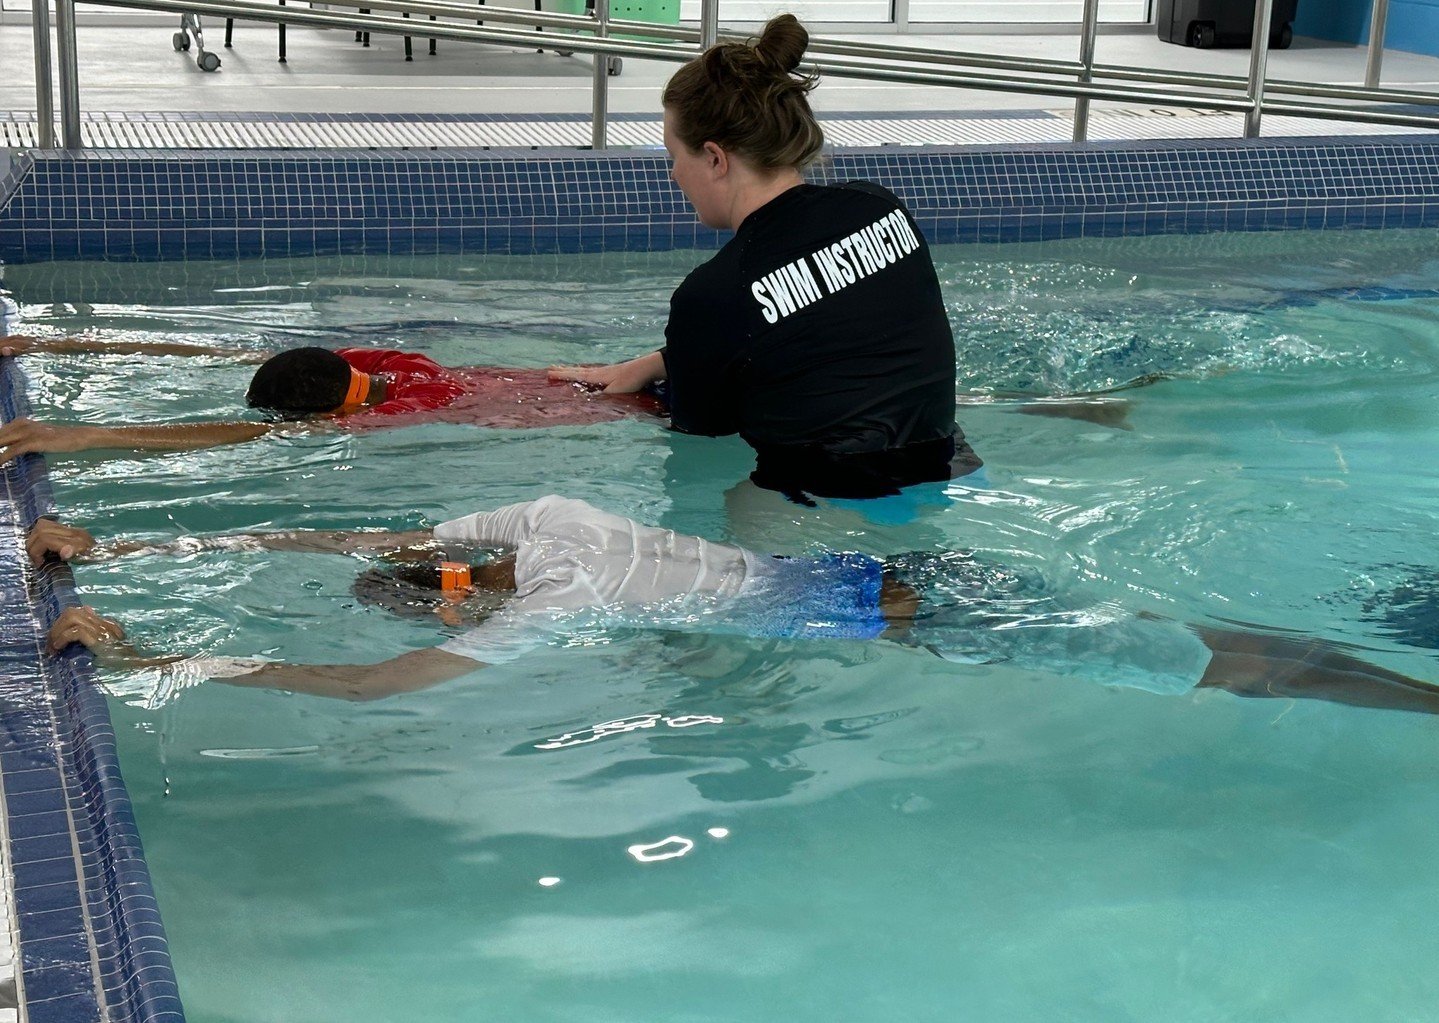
[661,182,980,499]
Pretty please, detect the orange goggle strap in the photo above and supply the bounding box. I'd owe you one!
[439,561,472,601]
[341,368,372,409]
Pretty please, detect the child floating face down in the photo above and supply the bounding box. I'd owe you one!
[0,337,665,465]
[0,331,1142,473]
[33,497,1439,713]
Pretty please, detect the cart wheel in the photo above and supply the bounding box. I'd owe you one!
[1195,24,1215,48]
[1272,23,1293,49]
[607,56,622,76]
[557,49,574,57]
[173,32,190,51]
[198,50,222,72]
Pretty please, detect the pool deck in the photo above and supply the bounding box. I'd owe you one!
[0,17,1437,146]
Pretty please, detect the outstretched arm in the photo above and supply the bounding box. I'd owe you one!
[100,528,438,560]
[222,648,483,701]
[48,606,483,700]
[28,517,437,564]
[1,333,269,362]
[0,417,276,464]
[548,350,666,394]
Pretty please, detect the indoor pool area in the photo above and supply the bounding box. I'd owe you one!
[2,1,1439,1021]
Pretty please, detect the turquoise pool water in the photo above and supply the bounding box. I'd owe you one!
[3,228,1438,1022]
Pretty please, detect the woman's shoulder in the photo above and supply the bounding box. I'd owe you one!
[673,239,746,300]
[830,180,907,208]
[749,181,909,224]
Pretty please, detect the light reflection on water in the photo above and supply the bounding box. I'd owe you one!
[3,229,1438,1022]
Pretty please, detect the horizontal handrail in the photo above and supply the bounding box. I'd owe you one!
[75,0,1237,110]
[301,0,605,35]
[86,0,698,61]
[804,35,1439,109]
[813,52,1253,109]
[74,0,1251,110]
[1093,61,1439,107]
[79,0,1439,113]
[29,0,1439,152]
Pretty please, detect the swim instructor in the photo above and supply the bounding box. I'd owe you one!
[551,13,980,502]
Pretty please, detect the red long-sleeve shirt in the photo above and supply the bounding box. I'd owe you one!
[335,348,664,429]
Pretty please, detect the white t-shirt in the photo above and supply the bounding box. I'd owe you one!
[435,496,766,664]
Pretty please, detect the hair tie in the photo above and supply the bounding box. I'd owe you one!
[753,43,781,72]
[342,368,372,409]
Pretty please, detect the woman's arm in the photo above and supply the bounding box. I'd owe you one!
[0,418,276,464]
[1,333,269,361]
[548,350,666,393]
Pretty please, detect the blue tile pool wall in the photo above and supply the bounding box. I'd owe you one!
[1,135,1437,262]
[0,359,185,1023]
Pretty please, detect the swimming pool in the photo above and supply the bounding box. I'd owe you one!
[3,226,1438,1021]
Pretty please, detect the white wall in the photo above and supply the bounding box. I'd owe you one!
[680,0,892,22]
[910,0,1147,20]
[680,0,1150,23]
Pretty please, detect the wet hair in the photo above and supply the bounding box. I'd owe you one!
[351,563,505,621]
[246,347,351,414]
[662,13,823,172]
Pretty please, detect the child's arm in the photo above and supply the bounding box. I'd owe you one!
[49,606,483,701]
[1,333,269,361]
[0,418,276,464]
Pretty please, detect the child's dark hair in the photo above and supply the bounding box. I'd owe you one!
[351,563,502,621]
[662,13,823,171]
[246,347,351,413]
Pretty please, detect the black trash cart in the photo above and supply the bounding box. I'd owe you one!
[1157,0,1298,49]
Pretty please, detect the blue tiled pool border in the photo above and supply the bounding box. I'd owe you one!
[1,135,1437,263]
[0,359,185,1023]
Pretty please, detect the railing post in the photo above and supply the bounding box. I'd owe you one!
[32,0,56,148]
[1243,0,1275,138]
[54,0,83,149]
[699,0,718,50]
[1072,0,1100,143]
[1364,0,1389,88]
[590,0,609,150]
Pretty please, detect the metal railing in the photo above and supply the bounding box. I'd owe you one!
[24,0,1437,153]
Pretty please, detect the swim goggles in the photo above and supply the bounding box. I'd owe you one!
[339,368,372,410]
[439,561,473,601]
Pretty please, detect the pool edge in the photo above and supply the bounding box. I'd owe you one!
[0,357,185,1023]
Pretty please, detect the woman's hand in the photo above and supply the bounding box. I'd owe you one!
[549,351,666,394]
[26,519,96,565]
[48,605,128,653]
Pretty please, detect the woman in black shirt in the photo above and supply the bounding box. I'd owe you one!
[552,14,979,501]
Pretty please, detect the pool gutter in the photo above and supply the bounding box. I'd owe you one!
[0,358,185,1023]
[1,134,1437,263]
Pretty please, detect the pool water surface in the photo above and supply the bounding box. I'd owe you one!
[2,228,1437,1022]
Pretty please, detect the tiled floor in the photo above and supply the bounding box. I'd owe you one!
[1,104,1435,149]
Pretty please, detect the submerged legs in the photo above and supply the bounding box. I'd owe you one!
[1195,625,1439,714]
